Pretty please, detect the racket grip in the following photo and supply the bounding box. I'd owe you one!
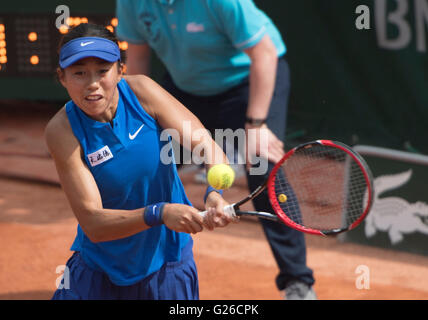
[200,204,237,220]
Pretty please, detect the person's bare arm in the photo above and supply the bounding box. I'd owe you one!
[125,75,228,168]
[126,75,235,226]
[244,34,278,120]
[243,35,285,165]
[125,43,152,75]
[45,108,204,243]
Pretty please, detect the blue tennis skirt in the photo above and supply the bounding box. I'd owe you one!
[52,240,199,300]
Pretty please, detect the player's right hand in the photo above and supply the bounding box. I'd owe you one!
[204,191,238,230]
[162,203,204,234]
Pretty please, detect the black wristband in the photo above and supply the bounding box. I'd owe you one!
[245,117,266,127]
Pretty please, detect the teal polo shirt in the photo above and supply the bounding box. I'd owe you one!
[116,0,286,95]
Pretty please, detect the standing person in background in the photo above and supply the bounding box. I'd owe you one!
[116,0,316,299]
[48,23,233,300]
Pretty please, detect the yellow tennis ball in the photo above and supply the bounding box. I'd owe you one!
[278,194,287,203]
[207,164,235,190]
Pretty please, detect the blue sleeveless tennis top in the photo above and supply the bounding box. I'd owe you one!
[66,78,192,286]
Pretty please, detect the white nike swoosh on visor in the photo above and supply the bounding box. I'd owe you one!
[129,124,145,140]
[80,41,94,47]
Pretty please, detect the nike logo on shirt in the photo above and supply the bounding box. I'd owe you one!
[129,124,145,140]
[80,41,94,47]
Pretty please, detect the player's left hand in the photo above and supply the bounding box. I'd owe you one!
[204,192,238,230]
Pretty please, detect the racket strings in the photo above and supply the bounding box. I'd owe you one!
[274,145,370,231]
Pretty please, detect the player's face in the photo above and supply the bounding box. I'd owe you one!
[58,57,122,122]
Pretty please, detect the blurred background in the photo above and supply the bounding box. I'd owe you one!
[0,0,427,299]
[1,0,427,151]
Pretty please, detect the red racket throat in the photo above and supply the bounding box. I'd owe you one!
[267,140,374,236]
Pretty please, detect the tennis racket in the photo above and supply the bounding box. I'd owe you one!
[201,140,374,236]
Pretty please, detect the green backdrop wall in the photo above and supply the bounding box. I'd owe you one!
[255,0,428,154]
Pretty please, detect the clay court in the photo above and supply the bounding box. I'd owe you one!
[0,103,427,300]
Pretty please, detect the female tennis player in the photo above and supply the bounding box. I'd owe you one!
[47,23,233,300]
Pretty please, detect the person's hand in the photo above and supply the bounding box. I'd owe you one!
[162,203,204,234]
[203,191,238,230]
[245,123,284,170]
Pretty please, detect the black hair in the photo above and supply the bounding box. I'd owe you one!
[57,23,126,66]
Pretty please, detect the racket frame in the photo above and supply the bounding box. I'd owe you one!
[267,140,374,236]
[200,140,374,236]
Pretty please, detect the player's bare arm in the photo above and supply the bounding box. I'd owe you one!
[45,108,205,241]
[125,74,228,168]
[126,75,234,227]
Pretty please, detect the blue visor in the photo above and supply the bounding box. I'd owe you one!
[59,37,121,68]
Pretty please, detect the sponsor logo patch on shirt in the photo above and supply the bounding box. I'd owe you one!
[186,22,205,33]
[87,145,113,167]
